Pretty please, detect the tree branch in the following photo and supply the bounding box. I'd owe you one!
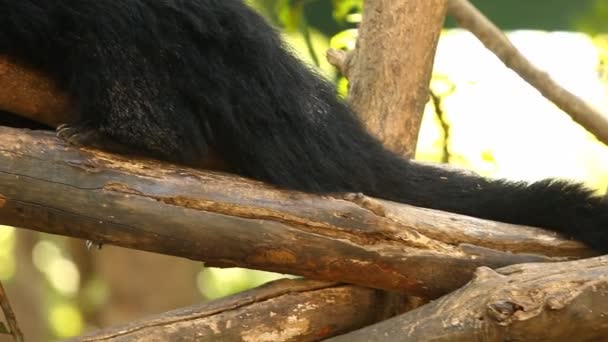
[68,279,413,341]
[347,0,448,158]
[447,0,608,146]
[327,255,608,341]
[0,127,594,298]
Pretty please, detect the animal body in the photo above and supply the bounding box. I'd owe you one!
[0,0,607,251]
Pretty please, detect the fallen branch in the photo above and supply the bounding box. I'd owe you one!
[328,255,608,341]
[447,0,608,146]
[68,279,411,342]
[0,127,594,297]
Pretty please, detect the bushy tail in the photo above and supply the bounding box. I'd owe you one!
[245,41,608,253]
[369,151,608,253]
[1,0,604,253]
[233,68,608,253]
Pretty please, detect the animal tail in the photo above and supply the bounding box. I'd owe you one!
[375,151,608,253]
[229,59,608,253]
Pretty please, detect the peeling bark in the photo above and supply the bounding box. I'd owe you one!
[328,256,608,342]
[68,279,411,342]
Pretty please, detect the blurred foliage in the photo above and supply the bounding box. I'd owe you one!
[574,0,608,34]
[30,237,86,338]
[197,268,298,300]
[2,1,608,340]
[445,0,597,32]
[0,226,15,281]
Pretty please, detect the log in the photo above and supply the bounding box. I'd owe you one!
[0,127,594,297]
[68,279,410,342]
[328,255,608,342]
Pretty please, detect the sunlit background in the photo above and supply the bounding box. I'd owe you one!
[1,1,608,340]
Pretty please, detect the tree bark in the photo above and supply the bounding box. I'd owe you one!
[68,279,411,342]
[0,127,594,298]
[327,255,608,342]
[348,0,448,158]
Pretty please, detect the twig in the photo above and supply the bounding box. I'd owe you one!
[430,90,450,163]
[447,0,608,146]
[326,49,352,79]
[0,281,24,342]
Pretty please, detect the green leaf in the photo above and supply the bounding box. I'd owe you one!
[276,0,304,31]
[332,0,363,23]
[0,323,10,334]
[330,28,358,51]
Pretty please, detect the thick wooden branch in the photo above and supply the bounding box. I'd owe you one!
[347,0,448,158]
[447,0,608,146]
[68,279,410,342]
[0,127,595,297]
[328,255,608,341]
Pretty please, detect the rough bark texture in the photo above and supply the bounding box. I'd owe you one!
[348,0,448,158]
[68,279,411,342]
[328,256,608,342]
[0,127,594,298]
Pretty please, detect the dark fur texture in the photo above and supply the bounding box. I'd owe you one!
[0,110,50,130]
[1,0,607,252]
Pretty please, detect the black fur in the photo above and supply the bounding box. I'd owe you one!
[1,0,607,252]
[0,110,50,130]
